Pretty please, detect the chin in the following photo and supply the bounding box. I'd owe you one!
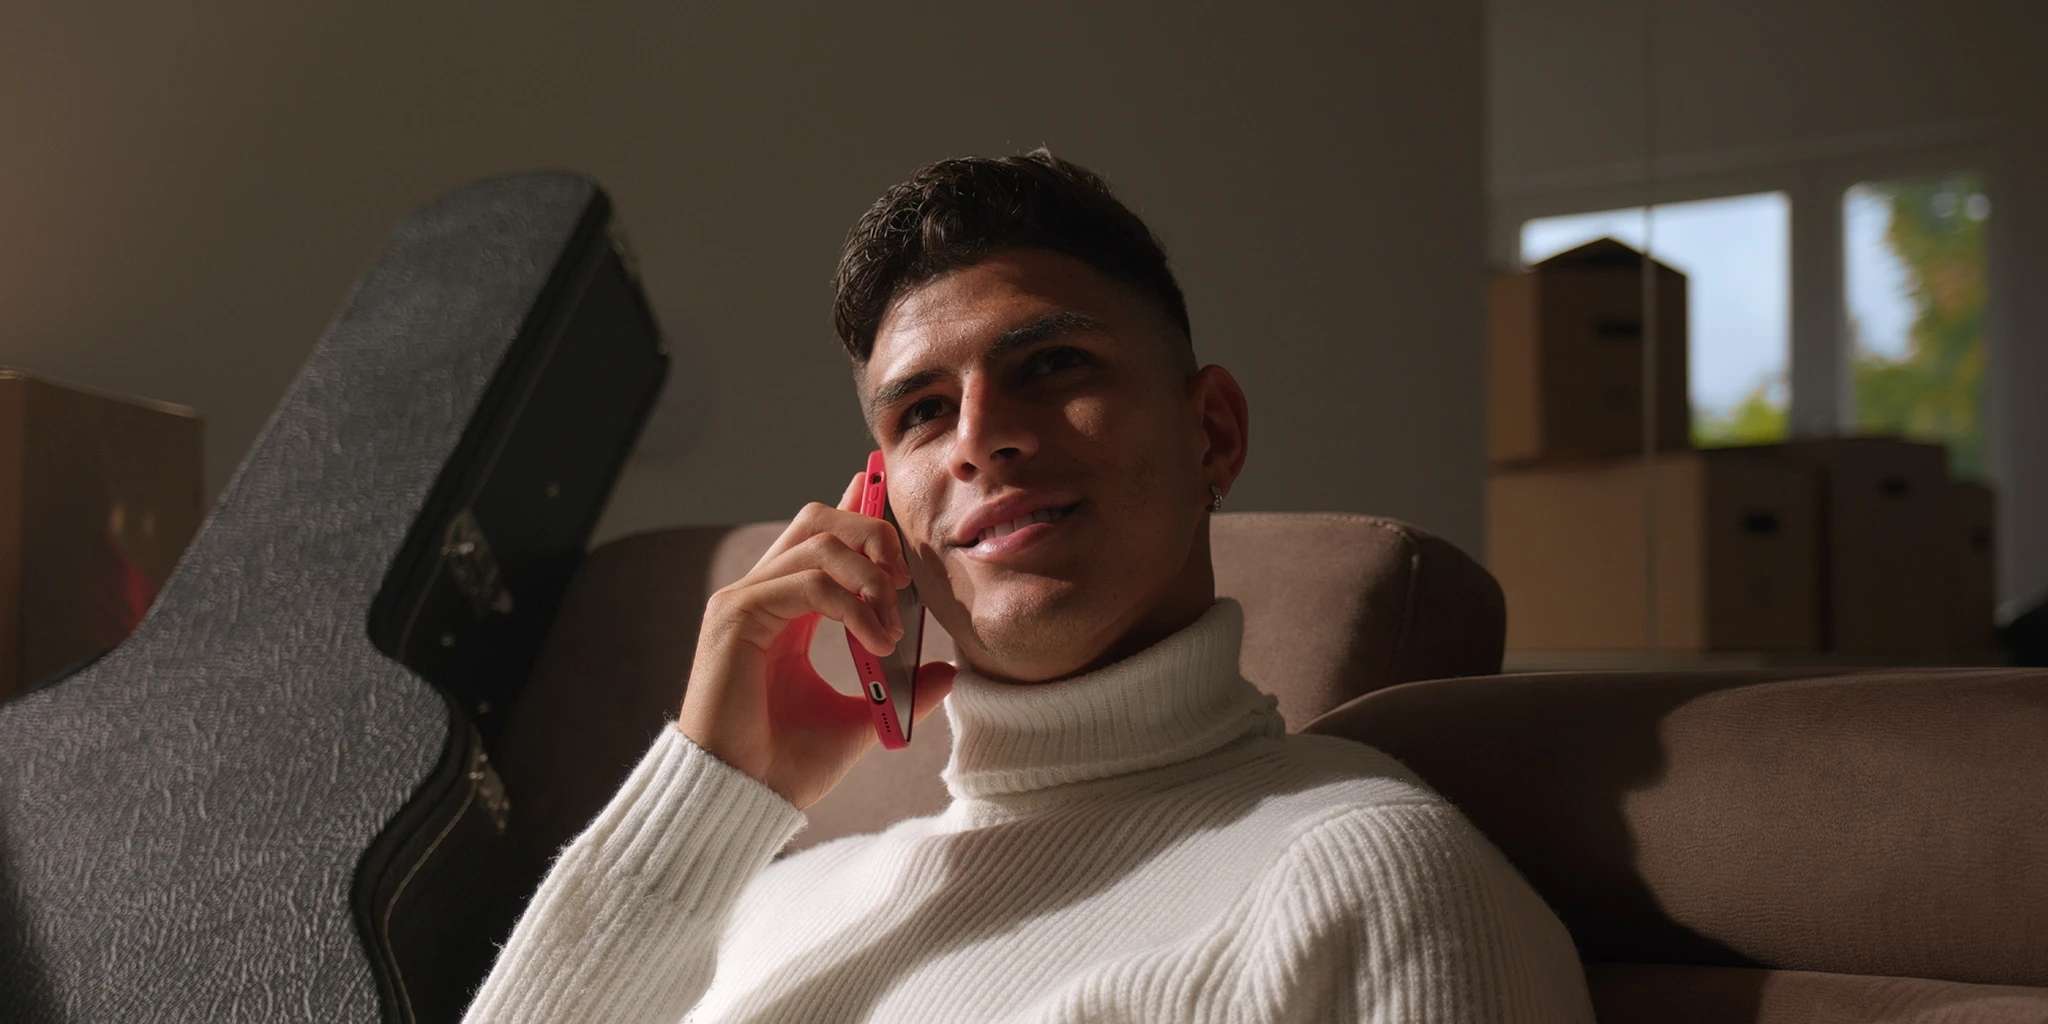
[960,576,1127,681]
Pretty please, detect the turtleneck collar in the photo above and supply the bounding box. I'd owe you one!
[941,599,1284,801]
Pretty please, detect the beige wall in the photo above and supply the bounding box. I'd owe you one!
[0,2,1487,554]
[1488,0,2024,190]
[1487,0,2048,607]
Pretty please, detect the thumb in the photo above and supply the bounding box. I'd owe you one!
[910,661,957,726]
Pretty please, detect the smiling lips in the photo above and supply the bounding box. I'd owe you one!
[974,505,1073,546]
[952,498,1081,558]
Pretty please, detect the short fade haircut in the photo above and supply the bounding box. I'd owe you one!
[831,148,1192,364]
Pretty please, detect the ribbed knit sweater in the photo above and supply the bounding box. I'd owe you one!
[462,600,1594,1023]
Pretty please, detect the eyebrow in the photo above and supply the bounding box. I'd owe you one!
[866,310,1111,420]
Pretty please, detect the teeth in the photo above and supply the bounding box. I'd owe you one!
[975,506,1069,545]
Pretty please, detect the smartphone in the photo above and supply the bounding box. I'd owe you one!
[846,450,926,749]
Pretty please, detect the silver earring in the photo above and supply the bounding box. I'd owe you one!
[1209,485,1224,512]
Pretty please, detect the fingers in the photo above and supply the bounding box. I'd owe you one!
[765,533,906,639]
[910,661,957,726]
[732,568,898,656]
[812,497,910,586]
[758,500,910,587]
[710,472,917,664]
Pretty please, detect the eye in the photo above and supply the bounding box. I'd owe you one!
[899,395,951,431]
[1027,346,1091,376]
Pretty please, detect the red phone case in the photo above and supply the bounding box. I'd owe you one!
[845,450,921,749]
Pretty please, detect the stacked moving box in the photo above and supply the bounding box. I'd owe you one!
[1485,239,1994,656]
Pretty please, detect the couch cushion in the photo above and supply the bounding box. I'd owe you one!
[1306,669,2048,988]
[1586,964,2048,1024]
[495,512,1503,856]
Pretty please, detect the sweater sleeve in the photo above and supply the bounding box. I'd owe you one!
[461,724,805,1024]
[1259,803,1596,1024]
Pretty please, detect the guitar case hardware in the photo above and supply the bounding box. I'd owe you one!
[0,171,670,1023]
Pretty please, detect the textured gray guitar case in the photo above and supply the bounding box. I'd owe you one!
[0,172,668,1022]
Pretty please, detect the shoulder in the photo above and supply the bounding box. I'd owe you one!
[1241,732,1451,826]
[1240,736,1576,954]
[1246,755,1594,1020]
[1277,798,1515,903]
[1251,735,1534,912]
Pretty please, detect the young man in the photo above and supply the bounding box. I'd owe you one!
[463,152,1593,1022]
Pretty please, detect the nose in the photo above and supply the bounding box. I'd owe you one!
[947,377,1038,482]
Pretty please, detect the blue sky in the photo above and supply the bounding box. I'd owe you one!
[1520,190,1919,418]
[1843,185,1919,360]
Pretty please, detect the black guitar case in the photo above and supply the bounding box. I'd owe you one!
[0,172,669,1023]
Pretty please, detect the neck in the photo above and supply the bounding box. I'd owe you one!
[941,598,1283,801]
[1081,524,1216,676]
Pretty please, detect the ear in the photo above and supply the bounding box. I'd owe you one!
[1188,365,1249,499]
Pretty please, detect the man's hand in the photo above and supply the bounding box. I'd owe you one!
[677,472,955,809]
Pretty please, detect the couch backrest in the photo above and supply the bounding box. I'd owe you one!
[494,511,1504,855]
[1210,512,1505,727]
[1306,668,2048,992]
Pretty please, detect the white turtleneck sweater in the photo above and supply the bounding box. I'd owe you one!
[463,601,1594,1023]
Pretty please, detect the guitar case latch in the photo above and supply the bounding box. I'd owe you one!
[441,509,514,619]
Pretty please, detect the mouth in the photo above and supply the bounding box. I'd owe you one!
[951,498,1083,559]
[970,503,1078,546]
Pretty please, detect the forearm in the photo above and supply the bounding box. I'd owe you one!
[462,725,804,1024]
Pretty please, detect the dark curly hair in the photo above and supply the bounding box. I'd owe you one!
[831,148,1192,363]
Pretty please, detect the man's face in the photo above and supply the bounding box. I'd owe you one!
[859,248,1243,683]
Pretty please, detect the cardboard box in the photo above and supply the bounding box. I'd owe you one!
[0,370,203,700]
[1732,438,1950,656]
[1488,237,1691,466]
[1948,480,1997,653]
[1488,449,1818,651]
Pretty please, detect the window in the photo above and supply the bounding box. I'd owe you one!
[1520,192,1791,447]
[1844,173,1989,478]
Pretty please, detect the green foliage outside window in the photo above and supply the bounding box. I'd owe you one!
[1694,380,1788,447]
[1851,173,1988,478]
[1695,174,1988,465]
